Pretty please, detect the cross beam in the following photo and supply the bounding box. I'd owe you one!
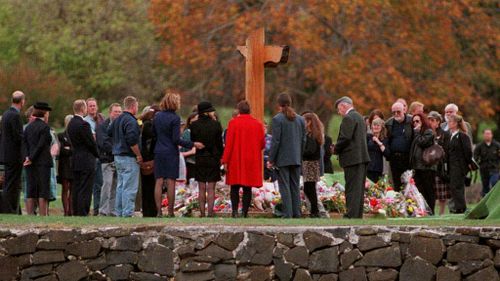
[237,28,289,121]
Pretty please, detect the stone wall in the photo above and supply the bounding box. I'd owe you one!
[0,225,499,281]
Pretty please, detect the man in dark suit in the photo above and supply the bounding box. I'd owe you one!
[23,102,53,216]
[0,91,26,214]
[67,99,99,216]
[333,96,370,218]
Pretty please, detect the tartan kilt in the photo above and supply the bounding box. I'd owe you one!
[434,175,451,200]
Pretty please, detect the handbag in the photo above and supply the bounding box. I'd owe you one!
[140,160,154,176]
[422,143,445,166]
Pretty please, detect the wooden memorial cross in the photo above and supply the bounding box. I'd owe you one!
[237,28,289,121]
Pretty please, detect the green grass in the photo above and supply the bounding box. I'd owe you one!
[0,213,498,228]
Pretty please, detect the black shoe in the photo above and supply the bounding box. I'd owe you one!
[232,211,238,218]
[242,212,248,218]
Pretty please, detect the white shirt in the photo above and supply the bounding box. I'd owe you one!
[451,130,459,140]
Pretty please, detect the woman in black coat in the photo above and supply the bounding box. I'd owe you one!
[57,115,74,216]
[190,101,223,217]
[443,114,473,214]
[366,118,390,183]
[140,105,160,217]
[409,113,436,214]
[23,102,53,216]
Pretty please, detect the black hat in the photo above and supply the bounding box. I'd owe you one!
[33,101,52,111]
[197,101,215,114]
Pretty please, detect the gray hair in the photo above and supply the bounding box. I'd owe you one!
[445,103,459,113]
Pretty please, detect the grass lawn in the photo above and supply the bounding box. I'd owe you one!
[0,213,498,228]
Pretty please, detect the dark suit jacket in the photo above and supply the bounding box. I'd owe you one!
[334,109,370,168]
[443,130,473,175]
[67,115,98,171]
[0,107,23,165]
[23,118,52,167]
[269,113,306,167]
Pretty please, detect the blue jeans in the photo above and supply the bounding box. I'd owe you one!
[114,156,139,217]
[480,169,499,197]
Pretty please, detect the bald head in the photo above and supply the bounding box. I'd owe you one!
[12,91,25,106]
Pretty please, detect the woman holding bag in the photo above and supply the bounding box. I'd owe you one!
[409,113,437,214]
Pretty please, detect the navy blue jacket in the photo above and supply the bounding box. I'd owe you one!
[108,112,140,157]
[23,118,53,167]
[96,118,114,163]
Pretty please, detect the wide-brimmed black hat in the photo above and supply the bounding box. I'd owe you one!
[197,101,215,114]
[33,101,52,111]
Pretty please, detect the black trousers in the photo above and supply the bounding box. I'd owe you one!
[367,171,382,183]
[389,153,410,191]
[303,181,319,216]
[2,163,23,214]
[413,169,436,215]
[449,165,467,212]
[344,163,367,219]
[141,174,157,217]
[72,169,95,216]
[230,185,252,215]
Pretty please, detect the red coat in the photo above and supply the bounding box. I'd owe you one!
[222,114,265,187]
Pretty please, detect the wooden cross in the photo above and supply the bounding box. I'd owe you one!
[237,28,289,121]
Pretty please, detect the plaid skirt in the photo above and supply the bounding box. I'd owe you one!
[302,160,320,182]
[434,175,451,200]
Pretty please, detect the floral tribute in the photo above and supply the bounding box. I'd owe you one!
[162,170,431,218]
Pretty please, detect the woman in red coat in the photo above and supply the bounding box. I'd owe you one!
[222,100,265,218]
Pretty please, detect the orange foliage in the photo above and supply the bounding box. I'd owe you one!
[149,0,499,126]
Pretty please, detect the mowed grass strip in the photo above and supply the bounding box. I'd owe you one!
[0,214,498,228]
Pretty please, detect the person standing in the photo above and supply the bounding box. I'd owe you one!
[268,93,306,218]
[190,101,223,217]
[409,113,437,214]
[333,97,370,219]
[385,102,413,191]
[222,101,265,218]
[441,103,473,143]
[139,105,159,217]
[84,98,105,215]
[180,113,198,183]
[0,91,25,214]
[23,102,52,216]
[301,112,324,218]
[443,114,473,213]
[108,96,142,217]
[57,115,74,216]
[96,103,122,216]
[67,99,99,216]
[427,111,450,216]
[153,93,201,217]
[474,129,500,197]
[366,118,390,183]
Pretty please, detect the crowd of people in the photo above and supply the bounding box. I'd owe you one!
[0,90,498,218]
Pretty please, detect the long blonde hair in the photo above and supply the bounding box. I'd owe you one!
[448,114,467,133]
[303,113,324,145]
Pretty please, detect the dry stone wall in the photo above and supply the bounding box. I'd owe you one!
[0,225,499,280]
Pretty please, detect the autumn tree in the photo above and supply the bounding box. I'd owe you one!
[149,0,499,133]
